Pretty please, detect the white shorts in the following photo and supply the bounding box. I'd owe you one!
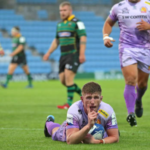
[119,48,150,74]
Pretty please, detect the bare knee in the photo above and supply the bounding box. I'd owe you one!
[138,81,148,88]
[126,76,137,86]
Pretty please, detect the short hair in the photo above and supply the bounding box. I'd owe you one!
[82,82,102,95]
[13,26,20,32]
[59,1,72,9]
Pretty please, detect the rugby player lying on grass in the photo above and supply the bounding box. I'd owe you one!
[44,82,119,144]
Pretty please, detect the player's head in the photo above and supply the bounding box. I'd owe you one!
[59,1,72,20]
[11,26,20,37]
[81,82,103,114]
[129,0,140,3]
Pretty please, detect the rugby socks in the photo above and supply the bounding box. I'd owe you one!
[124,84,136,114]
[74,83,82,96]
[136,86,147,102]
[5,74,12,85]
[67,85,76,106]
[46,122,60,136]
[27,74,32,86]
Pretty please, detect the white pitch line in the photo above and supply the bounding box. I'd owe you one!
[0,128,43,131]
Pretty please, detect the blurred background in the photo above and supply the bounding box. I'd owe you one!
[0,0,122,81]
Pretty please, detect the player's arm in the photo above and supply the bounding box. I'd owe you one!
[43,38,59,61]
[79,36,86,63]
[0,43,4,56]
[66,111,98,144]
[104,128,119,143]
[103,17,116,48]
[10,45,24,57]
[76,21,87,63]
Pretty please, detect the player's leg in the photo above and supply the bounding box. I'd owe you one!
[44,115,60,137]
[59,72,66,86]
[22,65,33,88]
[122,64,137,126]
[1,63,18,88]
[135,66,149,117]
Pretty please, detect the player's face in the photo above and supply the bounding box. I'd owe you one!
[81,93,102,114]
[59,5,72,20]
[129,0,140,3]
[11,29,17,37]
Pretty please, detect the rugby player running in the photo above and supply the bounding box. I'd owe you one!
[103,0,150,126]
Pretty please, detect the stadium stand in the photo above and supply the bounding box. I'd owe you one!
[37,10,48,19]
[16,0,57,4]
[0,9,120,74]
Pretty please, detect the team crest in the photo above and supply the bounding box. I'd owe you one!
[148,66,150,70]
[122,7,129,14]
[97,119,101,124]
[98,109,109,118]
[141,7,147,13]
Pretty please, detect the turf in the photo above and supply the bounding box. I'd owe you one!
[0,79,150,150]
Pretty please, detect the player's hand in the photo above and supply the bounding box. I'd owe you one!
[87,106,98,129]
[83,134,100,144]
[104,38,115,48]
[79,54,86,63]
[0,50,4,56]
[43,53,50,61]
[136,19,150,31]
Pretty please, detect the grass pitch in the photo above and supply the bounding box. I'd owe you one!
[0,79,150,150]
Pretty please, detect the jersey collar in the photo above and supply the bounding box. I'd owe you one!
[67,14,75,21]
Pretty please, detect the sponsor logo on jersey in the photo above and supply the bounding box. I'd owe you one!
[98,109,109,118]
[122,7,129,14]
[141,7,147,13]
[122,15,147,19]
[145,1,150,5]
[58,32,71,37]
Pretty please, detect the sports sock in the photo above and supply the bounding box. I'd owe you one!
[46,122,60,136]
[136,86,147,102]
[124,84,136,114]
[67,85,76,106]
[74,83,82,96]
[5,74,12,85]
[27,74,32,86]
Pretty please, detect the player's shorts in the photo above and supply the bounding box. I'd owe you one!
[52,121,67,142]
[11,54,27,67]
[59,53,80,74]
[119,48,150,74]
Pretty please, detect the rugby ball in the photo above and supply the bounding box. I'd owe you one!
[88,123,105,140]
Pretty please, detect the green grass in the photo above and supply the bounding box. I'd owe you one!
[0,79,150,150]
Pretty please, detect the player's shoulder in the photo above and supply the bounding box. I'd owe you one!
[98,102,115,119]
[71,17,80,23]
[19,36,26,43]
[112,0,126,9]
[67,100,81,114]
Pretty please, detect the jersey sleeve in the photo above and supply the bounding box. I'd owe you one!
[76,21,87,37]
[109,4,118,22]
[66,105,80,130]
[105,111,118,130]
[19,37,26,45]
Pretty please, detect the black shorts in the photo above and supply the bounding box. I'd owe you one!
[59,53,80,74]
[11,55,27,66]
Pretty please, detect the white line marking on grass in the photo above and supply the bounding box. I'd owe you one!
[0,128,43,131]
